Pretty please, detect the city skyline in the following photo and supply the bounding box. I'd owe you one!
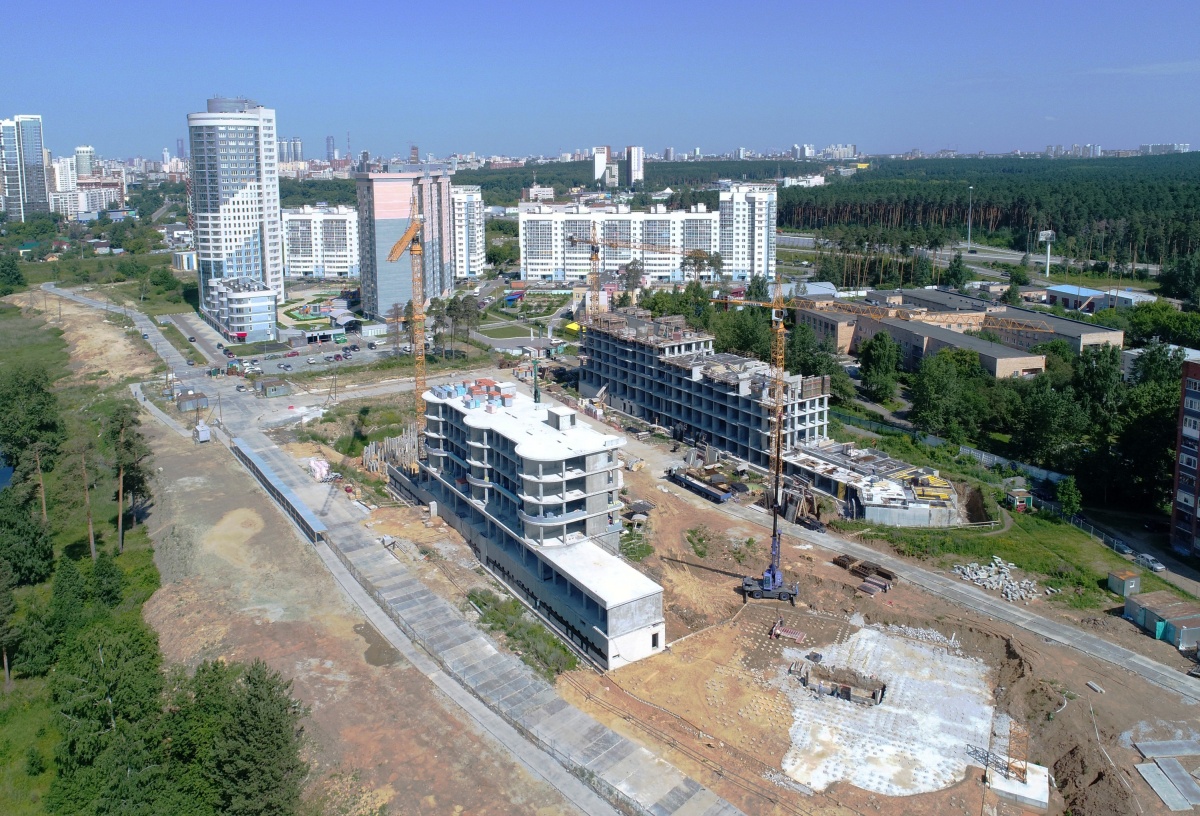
[7,0,1198,161]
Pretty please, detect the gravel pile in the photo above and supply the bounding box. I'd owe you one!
[881,623,963,654]
[953,555,1038,602]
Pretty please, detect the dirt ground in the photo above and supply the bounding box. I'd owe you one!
[554,463,1198,816]
[140,423,583,815]
[5,291,159,383]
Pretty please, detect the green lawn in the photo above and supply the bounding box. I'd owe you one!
[479,324,536,340]
[833,511,1187,609]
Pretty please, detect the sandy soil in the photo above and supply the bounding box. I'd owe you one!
[554,462,1196,816]
[5,291,159,384]
[140,423,582,815]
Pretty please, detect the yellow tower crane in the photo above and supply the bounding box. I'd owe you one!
[386,186,427,462]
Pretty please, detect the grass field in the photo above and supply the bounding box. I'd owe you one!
[833,510,1185,609]
[478,324,535,340]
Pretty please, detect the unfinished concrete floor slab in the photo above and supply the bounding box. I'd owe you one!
[779,627,994,796]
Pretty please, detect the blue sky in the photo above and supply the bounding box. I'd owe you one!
[8,0,1199,160]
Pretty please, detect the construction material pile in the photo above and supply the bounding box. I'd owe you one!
[952,556,1038,602]
[880,623,963,655]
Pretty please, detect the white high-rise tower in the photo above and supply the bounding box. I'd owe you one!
[187,97,283,342]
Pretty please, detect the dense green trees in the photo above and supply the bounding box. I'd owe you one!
[779,154,1200,264]
[858,332,901,402]
[0,255,26,295]
[278,178,356,208]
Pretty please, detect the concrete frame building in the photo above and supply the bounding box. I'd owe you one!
[519,203,718,283]
[355,163,454,319]
[187,97,283,340]
[592,146,610,181]
[281,205,360,278]
[719,182,777,280]
[855,316,1046,378]
[0,115,50,221]
[1172,360,1200,557]
[51,156,76,192]
[580,309,830,470]
[450,184,486,280]
[393,378,665,669]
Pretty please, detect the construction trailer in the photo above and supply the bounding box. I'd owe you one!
[667,465,732,503]
[1125,590,1200,649]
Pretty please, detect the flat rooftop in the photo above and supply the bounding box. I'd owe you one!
[426,380,625,462]
[879,318,1041,359]
[539,538,661,608]
[797,307,856,324]
[1004,306,1124,338]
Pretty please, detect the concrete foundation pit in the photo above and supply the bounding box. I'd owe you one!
[778,627,995,796]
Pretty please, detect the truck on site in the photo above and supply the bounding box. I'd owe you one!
[667,465,732,503]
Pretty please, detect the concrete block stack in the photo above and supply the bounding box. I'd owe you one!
[952,555,1038,602]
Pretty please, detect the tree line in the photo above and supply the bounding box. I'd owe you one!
[0,305,311,815]
[779,154,1200,265]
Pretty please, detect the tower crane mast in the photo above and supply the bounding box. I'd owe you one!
[386,186,427,462]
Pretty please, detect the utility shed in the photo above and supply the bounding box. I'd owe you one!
[1125,590,1200,649]
[255,378,289,398]
[176,392,209,413]
[1108,570,1141,598]
[1005,488,1034,512]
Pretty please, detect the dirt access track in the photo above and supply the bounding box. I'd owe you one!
[554,460,1200,816]
[5,290,159,384]
[141,422,585,815]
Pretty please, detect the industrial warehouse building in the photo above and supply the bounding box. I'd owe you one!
[1124,591,1200,650]
[388,379,665,670]
[580,308,830,470]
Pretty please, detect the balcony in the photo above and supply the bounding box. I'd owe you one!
[518,506,590,526]
[465,473,492,488]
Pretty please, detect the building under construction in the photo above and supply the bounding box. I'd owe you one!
[580,308,830,470]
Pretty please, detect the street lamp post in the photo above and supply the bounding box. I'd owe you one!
[967,186,974,252]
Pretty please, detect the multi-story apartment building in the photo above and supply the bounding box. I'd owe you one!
[51,156,76,192]
[519,203,719,283]
[592,146,610,181]
[580,309,830,470]
[719,182,776,280]
[205,277,278,343]
[187,97,283,340]
[394,378,665,669]
[0,115,50,221]
[355,162,454,319]
[625,145,645,184]
[281,205,359,278]
[1173,361,1200,557]
[450,185,486,279]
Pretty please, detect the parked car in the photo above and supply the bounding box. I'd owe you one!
[186,359,195,366]
[285,350,300,357]
[235,385,247,392]
[367,342,377,350]
[307,357,317,364]
[1111,540,1134,556]
[1134,553,1167,572]
[265,354,279,360]
[324,355,335,362]
[277,363,288,369]
[349,344,360,352]
[282,364,293,371]
[216,342,224,349]
[141,333,149,339]
[187,336,196,342]
[334,355,343,361]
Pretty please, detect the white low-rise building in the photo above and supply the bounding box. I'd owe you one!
[203,277,277,343]
[281,205,359,278]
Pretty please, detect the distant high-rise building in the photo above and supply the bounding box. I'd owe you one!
[592,146,610,181]
[176,137,187,160]
[162,147,170,166]
[355,162,455,319]
[1141,143,1190,155]
[693,147,701,158]
[290,136,303,162]
[792,144,802,160]
[187,96,283,342]
[624,145,645,185]
[664,146,675,161]
[737,147,747,160]
[0,115,50,221]
[450,185,486,279]
[719,183,777,280]
[74,145,95,176]
[51,156,77,192]
[325,135,336,161]
[1172,360,1200,557]
[802,144,815,158]
[277,138,292,163]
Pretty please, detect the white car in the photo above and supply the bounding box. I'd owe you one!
[1134,553,1167,572]
[307,357,317,364]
